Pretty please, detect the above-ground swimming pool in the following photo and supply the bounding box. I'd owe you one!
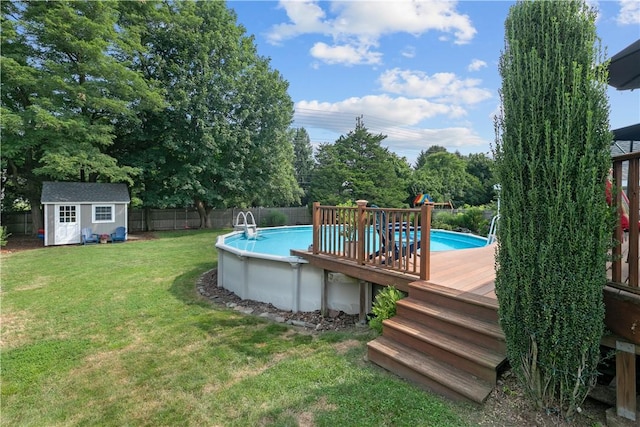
[216,226,488,314]
[222,225,487,257]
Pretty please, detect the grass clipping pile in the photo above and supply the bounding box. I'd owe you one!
[199,269,609,426]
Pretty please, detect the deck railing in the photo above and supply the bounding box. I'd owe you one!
[311,201,433,280]
[610,151,640,290]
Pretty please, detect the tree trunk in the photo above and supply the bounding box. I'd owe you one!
[30,202,43,236]
[195,199,211,229]
[144,207,154,231]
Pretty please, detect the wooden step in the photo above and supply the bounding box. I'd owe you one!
[367,336,495,404]
[383,317,505,383]
[409,281,499,323]
[396,298,506,353]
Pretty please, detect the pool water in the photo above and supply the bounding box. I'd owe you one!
[224,226,487,257]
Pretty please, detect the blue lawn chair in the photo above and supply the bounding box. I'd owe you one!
[111,226,127,243]
[81,228,100,245]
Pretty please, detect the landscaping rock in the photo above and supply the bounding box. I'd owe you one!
[197,269,361,333]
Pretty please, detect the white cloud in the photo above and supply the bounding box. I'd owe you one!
[292,96,491,161]
[401,46,416,59]
[267,0,477,65]
[310,41,383,65]
[378,68,493,105]
[267,1,330,44]
[617,0,640,25]
[468,59,487,72]
[297,95,466,128]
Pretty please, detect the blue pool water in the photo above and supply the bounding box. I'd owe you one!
[223,226,487,257]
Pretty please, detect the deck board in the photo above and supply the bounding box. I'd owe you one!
[428,244,497,299]
[294,243,500,298]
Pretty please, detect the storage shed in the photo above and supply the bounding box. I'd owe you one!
[40,182,130,246]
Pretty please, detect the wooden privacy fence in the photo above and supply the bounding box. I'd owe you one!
[2,206,312,235]
[311,200,433,280]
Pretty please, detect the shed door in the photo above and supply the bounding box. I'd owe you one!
[55,205,80,244]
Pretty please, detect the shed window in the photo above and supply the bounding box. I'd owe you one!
[93,205,115,223]
[58,205,77,223]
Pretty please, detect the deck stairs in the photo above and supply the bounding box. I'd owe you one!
[367,281,508,404]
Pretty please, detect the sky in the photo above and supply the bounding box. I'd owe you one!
[230,0,640,165]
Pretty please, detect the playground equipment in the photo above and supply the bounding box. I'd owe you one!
[413,193,454,210]
[234,211,258,239]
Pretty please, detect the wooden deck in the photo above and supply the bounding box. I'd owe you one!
[293,242,498,297]
[428,243,497,299]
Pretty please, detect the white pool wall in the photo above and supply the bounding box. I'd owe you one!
[216,230,363,314]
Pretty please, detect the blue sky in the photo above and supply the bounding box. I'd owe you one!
[230,1,640,164]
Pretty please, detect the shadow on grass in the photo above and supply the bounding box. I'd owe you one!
[168,261,217,307]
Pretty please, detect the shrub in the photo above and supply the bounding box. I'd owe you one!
[456,206,490,236]
[0,226,9,247]
[368,286,406,333]
[262,211,287,227]
[431,208,491,235]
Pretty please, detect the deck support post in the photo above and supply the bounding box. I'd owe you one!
[359,279,367,325]
[321,270,328,317]
[615,340,637,421]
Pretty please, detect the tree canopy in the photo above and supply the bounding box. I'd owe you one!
[1,0,160,228]
[1,0,300,230]
[310,117,411,207]
[2,1,497,233]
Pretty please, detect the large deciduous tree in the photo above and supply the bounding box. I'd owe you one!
[113,1,300,228]
[494,0,610,417]
[1,0,160,233]
[310,117,410,207]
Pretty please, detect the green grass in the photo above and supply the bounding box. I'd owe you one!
[1,230,471,426]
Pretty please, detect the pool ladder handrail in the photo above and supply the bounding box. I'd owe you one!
[235,211,258,239]
[486,214,499,244]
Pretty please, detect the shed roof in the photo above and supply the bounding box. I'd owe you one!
[41,182,130,204]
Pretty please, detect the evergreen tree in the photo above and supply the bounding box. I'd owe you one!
[494,0,611,417]
[414,145,448,169]
[310,117,410,207]
[292,127,314,206]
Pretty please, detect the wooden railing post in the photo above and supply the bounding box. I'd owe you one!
[356,200,368,265]
[420,203,433,281]
[612,162,623,283]
[312,202,320,255]
[628,158,639,287]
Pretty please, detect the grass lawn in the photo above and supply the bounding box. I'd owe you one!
[1,229,472,426]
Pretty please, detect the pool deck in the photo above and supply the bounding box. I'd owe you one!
[428,243,497,299]
[292,242,498,298]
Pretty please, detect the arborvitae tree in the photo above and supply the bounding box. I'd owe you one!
[494,0,611,418]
